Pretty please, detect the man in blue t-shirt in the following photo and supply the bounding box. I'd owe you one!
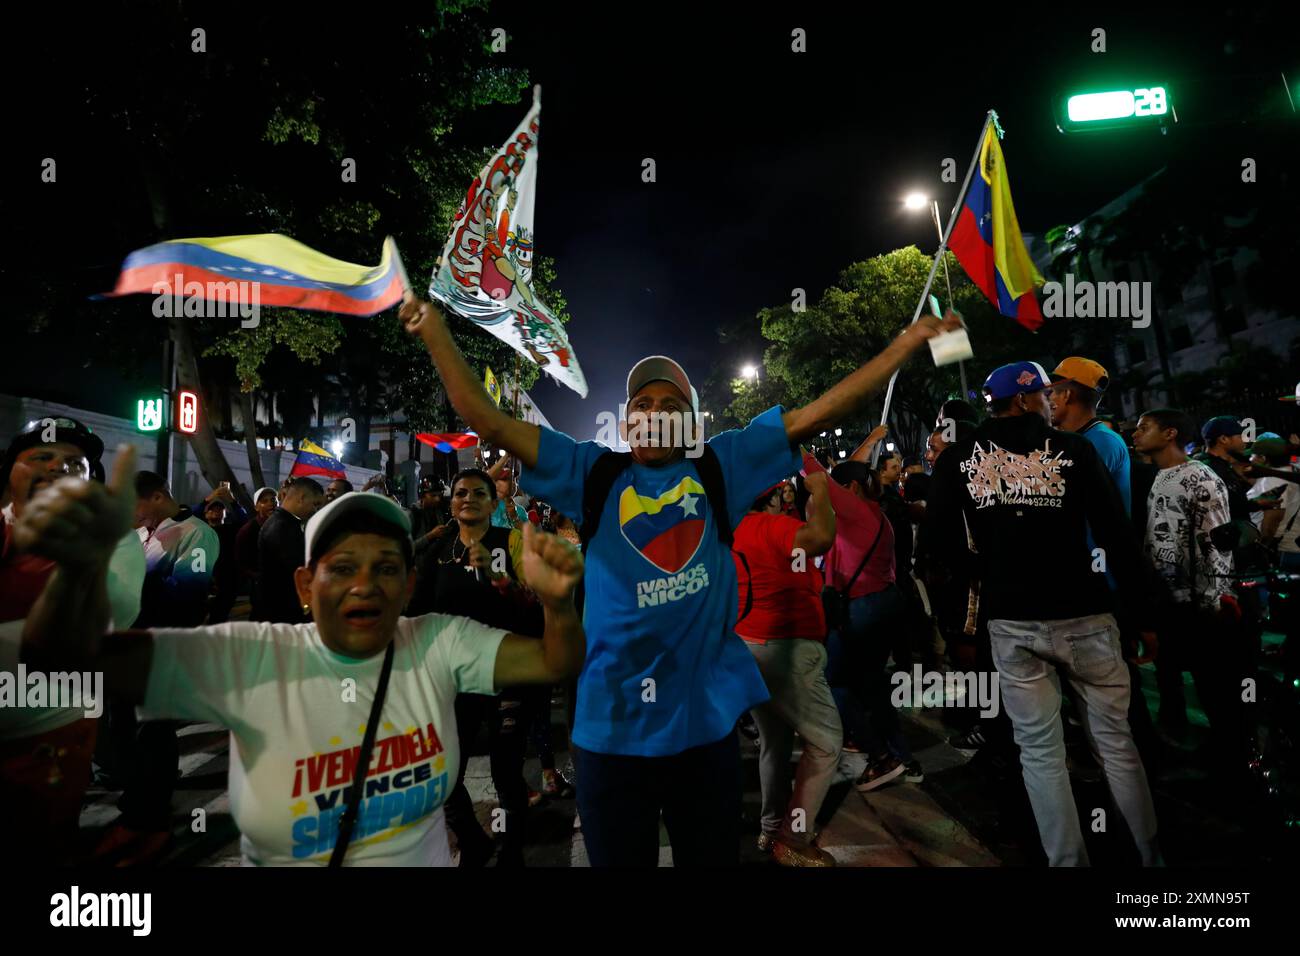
[396,293,959,866]
[1048,356,1160,767]
[1049,357,1130,516]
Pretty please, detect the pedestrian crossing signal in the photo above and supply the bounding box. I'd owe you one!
[137,396,164,432]
[178,390,199,434]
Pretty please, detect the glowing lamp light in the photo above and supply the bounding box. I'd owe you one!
[903,192,928,210]
[330,441,344,459]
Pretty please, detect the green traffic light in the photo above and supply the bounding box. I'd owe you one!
[136,397,164,432]
[1069,90,1136,122]
[1067,87,1168,123]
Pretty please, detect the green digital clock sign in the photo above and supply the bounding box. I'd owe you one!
[1058,86,1173,132]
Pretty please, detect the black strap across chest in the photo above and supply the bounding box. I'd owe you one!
[328,639,396,867]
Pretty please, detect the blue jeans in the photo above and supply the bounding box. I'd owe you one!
[825,585,911,762]
[989,613,1160,867]
[573,732,740,866]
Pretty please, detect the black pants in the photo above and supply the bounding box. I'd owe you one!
[1154,603,1248,768]
[101,699,179,832]
[442,690,533,865]
[573,731,741,867]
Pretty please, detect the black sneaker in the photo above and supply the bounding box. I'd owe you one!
[903,760,924,783]
[948,725,987,754]
[856,755,906,792]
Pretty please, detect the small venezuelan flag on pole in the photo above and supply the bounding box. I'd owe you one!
[290,440,347,480]
[103,234,406,316]
[947,118,1045,331]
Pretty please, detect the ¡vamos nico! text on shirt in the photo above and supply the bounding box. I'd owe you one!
[635,563,710,608]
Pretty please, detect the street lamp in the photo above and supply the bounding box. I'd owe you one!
[330,440,344,459]
[741,364,758,381]
[904,190,967,395]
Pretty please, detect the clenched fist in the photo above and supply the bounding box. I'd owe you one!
[520,521,583,608]
[397,292,442,338]
[15,445,137,569]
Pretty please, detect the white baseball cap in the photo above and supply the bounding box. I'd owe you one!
[303,491,412,564]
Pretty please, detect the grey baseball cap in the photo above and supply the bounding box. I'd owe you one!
[626,355,699,415]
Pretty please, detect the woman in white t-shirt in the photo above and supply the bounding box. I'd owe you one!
[17,463,585,867]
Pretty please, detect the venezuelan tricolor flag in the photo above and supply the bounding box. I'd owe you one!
[290,440,347,480]
[104,234,405,316]
[415,432,479,454]
[618,477,707,574]
[948,124,1045,330]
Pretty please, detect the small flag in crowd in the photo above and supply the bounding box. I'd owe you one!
[948,119,1045,330]
[103,234,405,316]
[484,367,502,406]
[428,86,589,397]
[290,440,347,480]
[416,432,480,454]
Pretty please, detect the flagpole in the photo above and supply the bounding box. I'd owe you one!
[931,199,968,400]
[511,354,521,485]
[387,236,411,295]
[876,110,996,455]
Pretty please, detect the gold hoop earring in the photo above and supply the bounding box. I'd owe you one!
[301,603,311,617]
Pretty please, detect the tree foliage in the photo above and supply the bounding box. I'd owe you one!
[711,246,1066,457]
[11,3,568,466]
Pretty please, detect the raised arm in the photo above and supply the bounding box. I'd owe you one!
[492,523,585,687]
[849,425,889,464]
[793,469,836,557]
[782,312,960,445]
[398,294,541,469]
[15,445,156,701]
[486,453,510,481]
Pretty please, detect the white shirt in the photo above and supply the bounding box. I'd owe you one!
[1259,465,1300,553]
[137,512,220,611]
[1247,474,1289,530]
[142,613,505,866]
[1145,460,1234,608]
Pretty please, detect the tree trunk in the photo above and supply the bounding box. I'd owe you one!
[170,313,252,512]
[240,388,266,491]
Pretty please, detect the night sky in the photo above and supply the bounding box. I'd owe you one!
[431,5,1295,437]
[4,4,1294,440]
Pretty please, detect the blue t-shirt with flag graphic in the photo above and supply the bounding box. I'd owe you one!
[523,406,801,757]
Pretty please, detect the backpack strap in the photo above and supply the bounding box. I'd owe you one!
[735,549,754,624]
[695,445,733,547]
[577,446,735,551]
[579,451,633,553]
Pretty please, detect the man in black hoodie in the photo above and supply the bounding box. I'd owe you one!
[925,361,1160,867]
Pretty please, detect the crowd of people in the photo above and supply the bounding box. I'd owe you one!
[3,294,1297,867]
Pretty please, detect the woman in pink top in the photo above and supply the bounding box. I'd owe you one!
[820,459,919,792]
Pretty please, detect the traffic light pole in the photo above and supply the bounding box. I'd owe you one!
[157,337,175,486]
